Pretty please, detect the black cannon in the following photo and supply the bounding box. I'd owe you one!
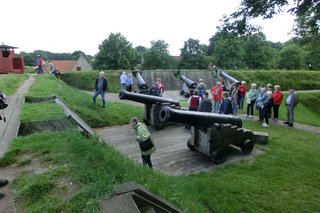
[119,90,180,130]
[173,71,197,98]
[159,106,267,164]
[132,71,149,94]
[208,66,240,91]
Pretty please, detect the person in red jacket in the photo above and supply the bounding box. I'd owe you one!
[239,81,247,110]
[210,81,223,113]
[272,85,283,121]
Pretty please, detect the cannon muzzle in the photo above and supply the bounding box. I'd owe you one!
[219,71,240,84]
[180,75,197,89]
[119,90,180,106]
[159,106,242,128]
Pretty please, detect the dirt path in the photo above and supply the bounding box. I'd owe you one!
[0,75,35,212]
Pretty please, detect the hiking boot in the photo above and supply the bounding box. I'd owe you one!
[0,179,8,188]
[288,123,293,127]
[262,123,269,127]
[0,192,5,199]
[283,121,290,124]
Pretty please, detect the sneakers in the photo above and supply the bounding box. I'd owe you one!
[262,123,269,127]
[273,118,278,122]
[249,115,253,118]
[0,179,8,188]
[244,114,248,117]
[288,123,293,127]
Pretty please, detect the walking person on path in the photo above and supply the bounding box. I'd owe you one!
[93,71,108,108]
[129,117,155,168]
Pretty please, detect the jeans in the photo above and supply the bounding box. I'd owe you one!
[213,101,221,113]
[286,105,295,124]
[239,96,245,110]
[246,99,256,116]
[93,90,105,107]
[142,154,152,168]
[232,102,238,115]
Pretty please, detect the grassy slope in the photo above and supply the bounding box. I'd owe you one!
[24,75,143,127]
[0,74,28,95]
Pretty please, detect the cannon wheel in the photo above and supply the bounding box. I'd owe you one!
[210,148,226,164]
[240,139,254,155]
[187,139,196,151]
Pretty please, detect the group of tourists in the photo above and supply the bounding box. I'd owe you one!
[35,55,61,78]
[187,79,299,128]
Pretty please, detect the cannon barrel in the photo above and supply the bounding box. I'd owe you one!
[132,71,149,89]
[159,106,242,128]
[119,90,180,106]
[220,71,240,84]
[180,75,197,89]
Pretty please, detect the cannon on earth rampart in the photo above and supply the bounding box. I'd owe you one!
[119,90,180,130]
[173,71,197,98]
[209,66,240,91]
[159,106,268,164]
[132,71,149,94]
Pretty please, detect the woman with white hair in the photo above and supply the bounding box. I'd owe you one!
[245,83,259,118]
[261,91,274,127]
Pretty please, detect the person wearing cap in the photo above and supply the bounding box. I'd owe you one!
[93,71,108,108]
[210,81,223,113]
[120,71,127,91]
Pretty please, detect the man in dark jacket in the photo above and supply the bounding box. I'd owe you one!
[93,71,108,108]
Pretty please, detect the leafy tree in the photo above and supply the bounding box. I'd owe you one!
[179,38,207,69]
[277,43,305,70]
[94,33,138,70]
[226,0,320,40]
[212,31,245,69]
[142,40,175,70]
[242,33,277,69]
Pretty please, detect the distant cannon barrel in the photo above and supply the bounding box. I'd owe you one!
[219,71,240,84]
[180,75,197,89]
[132,71,149,89]
[159,106,242,128]
[119,90,180,106]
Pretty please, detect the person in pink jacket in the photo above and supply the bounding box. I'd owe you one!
[210,81,223,113]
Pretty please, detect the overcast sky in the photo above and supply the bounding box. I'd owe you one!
[2,0,295,56]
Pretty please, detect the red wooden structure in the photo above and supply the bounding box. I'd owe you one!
[0,44,24,74]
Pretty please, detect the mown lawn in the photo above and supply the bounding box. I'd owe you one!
[0,73,319,212]
[0,74,28,95]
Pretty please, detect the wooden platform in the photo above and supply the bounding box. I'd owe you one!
[96,124,264,176]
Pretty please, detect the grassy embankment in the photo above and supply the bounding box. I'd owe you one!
[0,73,319,212]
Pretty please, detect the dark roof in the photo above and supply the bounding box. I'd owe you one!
[0,44,18,49]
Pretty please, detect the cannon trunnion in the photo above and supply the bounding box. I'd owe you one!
[159,106,260,164]
[119,91,180,130]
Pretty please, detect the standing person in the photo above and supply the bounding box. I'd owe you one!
[256,87,267,122]
[188,90,201,111]
[197,79,207,99]
[245,83,259,118]
[239,81,247,110]
[230,83,239,115]
[0,179,9,199]
[272,85,283,121]
[149,82,160,96]
[126,73,133,92]
[262,91,274,127]
[284,88,299,127]
[210,81,223,113]
[93,71,108,108]
[37,55,43,74]
[129,117,155,168]
[120,71,127,91]
[198,92,212,112]
[155,78,165,97]
[220,92,233,115]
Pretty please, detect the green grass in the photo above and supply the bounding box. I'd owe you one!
[1,124,319,212]
[0,74,28,95]
[26,75,144,127]
[21,102,65,122]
